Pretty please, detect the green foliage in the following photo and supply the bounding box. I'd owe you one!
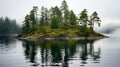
[79,26,90,37]
[50,16,59,29]
[61,0,68,11]
[22,15,30,33]
[22,7,39,33]
[52,6,62,24]
[21,0,102,37]
[39,16,44,26]
[69,10,77,26]
[78,9,88,27]
[60,0,70,23]
[89,11,101,30]
[39,6,49,26]
[29,10,36,25]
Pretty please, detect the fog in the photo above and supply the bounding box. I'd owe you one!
[95,22,120,38]
[0,0,120,25]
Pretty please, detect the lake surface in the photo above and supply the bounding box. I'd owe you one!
[0,34,120,67]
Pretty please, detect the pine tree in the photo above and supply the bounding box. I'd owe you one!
[52,6,62,25]
[29,7,39,31]
[50,16,59,29]
[69,10,77,26]
[39,6,49,26]
[89,11,101,30]
[79,9,88,27]
[60,0,69,23]
[22,15,30,33]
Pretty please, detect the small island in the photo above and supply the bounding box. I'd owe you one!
[18,0,107,40]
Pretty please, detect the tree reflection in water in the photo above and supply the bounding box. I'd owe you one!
[22,39,101,67]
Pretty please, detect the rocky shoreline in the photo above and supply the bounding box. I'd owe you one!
[17,35,109,41]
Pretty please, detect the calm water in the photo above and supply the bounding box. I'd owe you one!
[0,35,120,67]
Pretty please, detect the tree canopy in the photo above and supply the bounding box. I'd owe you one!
[21,0,101,37]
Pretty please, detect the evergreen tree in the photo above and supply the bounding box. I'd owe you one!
[79,9,88,27]
[29,10,36,25]
[22,15,30,33]
[4,17,11,33]
[69,10,77,26]
[21,0,102,37]
[52,6,62,25]
[89,11,101,30]
[50,16,59,29]
[0,17,4,33]
[44,8,49,25]
[0,17,21,34]
[29,7,39,31]
[39,6,49,26]
[60,0,69,23]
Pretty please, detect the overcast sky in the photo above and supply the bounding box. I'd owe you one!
[0,0,120,25]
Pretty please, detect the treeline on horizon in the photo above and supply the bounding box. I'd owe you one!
[22,0,101,37]
[0,17,21,34]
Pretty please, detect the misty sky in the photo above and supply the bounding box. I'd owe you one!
[0,0,120,25]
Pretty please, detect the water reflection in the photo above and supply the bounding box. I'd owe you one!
[22,39,101,67]
[0,36,17,54]
[0,36,16,44]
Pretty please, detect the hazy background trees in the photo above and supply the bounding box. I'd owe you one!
[0,17,21,34]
